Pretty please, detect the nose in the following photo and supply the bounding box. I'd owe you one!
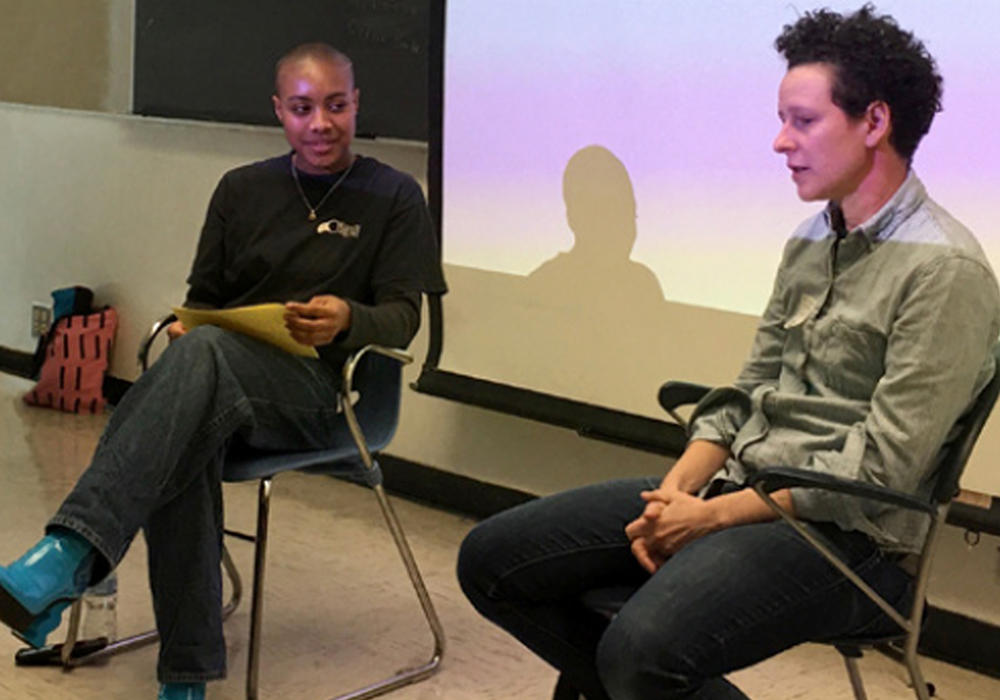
[773,123,793,154]
[309,108,333,132]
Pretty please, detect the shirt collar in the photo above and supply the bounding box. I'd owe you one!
[822,171,928,244]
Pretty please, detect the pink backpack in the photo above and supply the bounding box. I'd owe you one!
[24,307,118,414]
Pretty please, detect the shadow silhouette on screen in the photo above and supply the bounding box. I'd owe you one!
[512,144,671,411]
[526,145,664,310]
[442,144,755,418]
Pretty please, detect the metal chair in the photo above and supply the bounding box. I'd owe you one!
[553,343,1000,700]
[21,316,445,700]
[220,342,445,700]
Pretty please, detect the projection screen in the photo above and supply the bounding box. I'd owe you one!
[434,0,1000,421]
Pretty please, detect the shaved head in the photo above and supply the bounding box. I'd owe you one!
[274,43,354,97]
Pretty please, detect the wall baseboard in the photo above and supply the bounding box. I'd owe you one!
[921,606,1000,679]
[0,345,36,378]
[379,453,534,520]
[2,348,998,678]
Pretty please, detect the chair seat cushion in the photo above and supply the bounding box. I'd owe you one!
[223,443,383,487]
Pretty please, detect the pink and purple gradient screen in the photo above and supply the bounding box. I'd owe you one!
[442,0,1000,315]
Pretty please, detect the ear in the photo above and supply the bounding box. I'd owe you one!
[353,87,361,113]
[864,100,892,148]
[272,94,284,124]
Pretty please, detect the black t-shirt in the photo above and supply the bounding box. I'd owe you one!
[185,153,446,365]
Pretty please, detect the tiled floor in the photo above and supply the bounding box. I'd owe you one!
[2,372,999,699]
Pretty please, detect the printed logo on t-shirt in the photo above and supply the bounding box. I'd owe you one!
[316,218,361,239]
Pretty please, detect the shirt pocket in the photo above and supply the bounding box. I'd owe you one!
[808,317,885,400]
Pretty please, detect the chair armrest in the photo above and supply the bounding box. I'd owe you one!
[658,381,711,429]
[747,466,929,633]
[137,313,178,372]
[340,345,413,473]
[746,466,936,515]
[342,345,413,394]
[658,381,712,412]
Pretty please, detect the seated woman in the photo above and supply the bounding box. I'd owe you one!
[0,43,444,700]
[458,8,1000,700]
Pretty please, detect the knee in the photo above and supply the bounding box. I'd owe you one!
[456,508,536,616]
[152,326,237,380]
[596,609,697,700]
[171,325,230,358]
[595,612,649,699]
[456,518,504,608]
[126,327,244,411]
[149,325,214,367]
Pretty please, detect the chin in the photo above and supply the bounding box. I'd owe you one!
[795,186,826,203]
[301,156,341,174]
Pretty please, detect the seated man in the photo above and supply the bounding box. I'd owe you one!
[458,7,999,700]
[0,43,444,700]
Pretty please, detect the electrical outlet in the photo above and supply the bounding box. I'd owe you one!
[31,302,52,338]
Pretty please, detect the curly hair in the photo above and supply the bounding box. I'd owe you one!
[774,4,942,162]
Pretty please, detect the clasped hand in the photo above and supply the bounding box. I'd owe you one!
[625,487,721,574]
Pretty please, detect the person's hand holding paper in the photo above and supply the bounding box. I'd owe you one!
[172,304,320,358]
[283,295,352,347]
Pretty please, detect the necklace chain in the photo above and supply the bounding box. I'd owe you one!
[290,154,356,221]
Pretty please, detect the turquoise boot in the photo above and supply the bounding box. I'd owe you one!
[0,529,95,648]
[158,682,206,700]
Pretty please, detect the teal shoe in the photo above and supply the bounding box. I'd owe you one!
[0,530,95,648]
[16,599,75,648]
[158,682,206,700]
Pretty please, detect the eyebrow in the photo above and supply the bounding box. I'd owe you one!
[285,92,351,102]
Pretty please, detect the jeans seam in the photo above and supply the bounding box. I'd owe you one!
[188,396,252,446]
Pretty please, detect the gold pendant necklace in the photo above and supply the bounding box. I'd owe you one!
[290,154,356,221]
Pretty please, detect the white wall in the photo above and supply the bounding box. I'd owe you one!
[2,101,999,626]
[0,104,284,367]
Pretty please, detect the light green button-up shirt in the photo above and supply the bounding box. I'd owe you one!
[689,173,1000,553]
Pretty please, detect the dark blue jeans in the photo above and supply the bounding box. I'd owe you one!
[49,326,346,683]
[458,478,915,700]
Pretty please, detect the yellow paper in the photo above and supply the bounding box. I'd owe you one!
[172,304,319,358]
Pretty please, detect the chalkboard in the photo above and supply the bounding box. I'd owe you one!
[133,0,433,141]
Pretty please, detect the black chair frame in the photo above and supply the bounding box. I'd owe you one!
[554,343,1000,700]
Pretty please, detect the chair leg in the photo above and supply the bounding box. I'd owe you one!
[552,672,583,700]
[221,543,244,620]
[842,654,869,700]
[358,484,446,691]
[242,478,445,700]
[901,641,934,700]
[245,477,273,700]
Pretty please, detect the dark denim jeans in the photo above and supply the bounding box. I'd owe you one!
[49,326,346,683]
[458,478,914,700]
